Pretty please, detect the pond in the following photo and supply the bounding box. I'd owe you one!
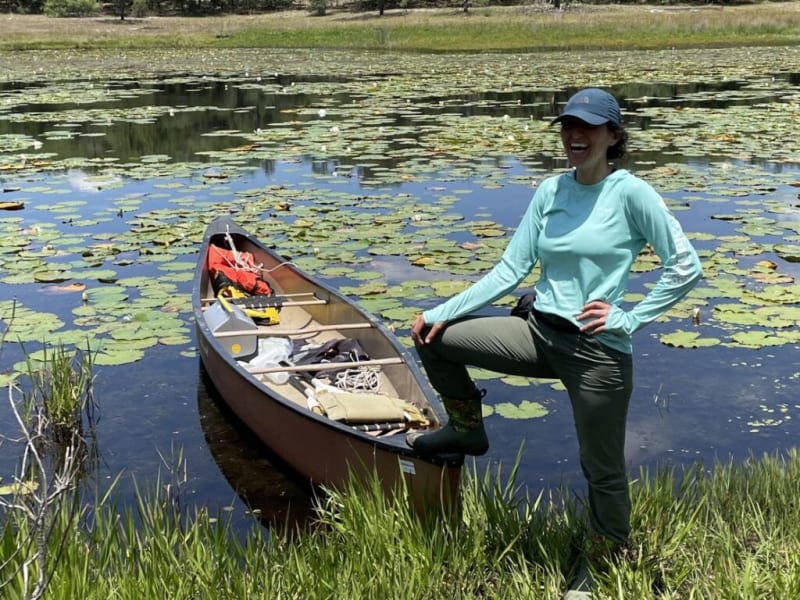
[1,46,799,528]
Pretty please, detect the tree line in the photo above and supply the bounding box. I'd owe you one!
[3,0,296,15]
[0,0,418,15]
[0,0,745,18]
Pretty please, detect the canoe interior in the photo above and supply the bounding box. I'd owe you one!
[200,229,441,426]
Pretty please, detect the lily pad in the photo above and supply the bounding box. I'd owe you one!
[774,244,800,263]
[0,481,39,496]
[494,400,549,420]
[660,330,721,348]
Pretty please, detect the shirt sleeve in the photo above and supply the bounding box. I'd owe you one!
[604,179,703,335]
[422,190,543,324]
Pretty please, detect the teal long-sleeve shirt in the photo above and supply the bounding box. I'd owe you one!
[422,169,703,354]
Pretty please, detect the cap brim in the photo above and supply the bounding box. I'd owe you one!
[551,110,609,127]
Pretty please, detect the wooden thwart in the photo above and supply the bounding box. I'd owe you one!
[200,297,327,311]
[200,292,318,304]
[214,322,374,339]
[249,357,403,375]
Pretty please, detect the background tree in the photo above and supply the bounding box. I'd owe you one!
[117,0,132,19]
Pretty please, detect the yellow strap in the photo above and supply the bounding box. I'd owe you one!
[219,285,281,324]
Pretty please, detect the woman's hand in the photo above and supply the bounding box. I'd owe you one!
[577,300,611,335]
[411,314,445,345]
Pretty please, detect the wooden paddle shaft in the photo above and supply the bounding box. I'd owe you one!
[249,357,403,375]
[213,322,374,339]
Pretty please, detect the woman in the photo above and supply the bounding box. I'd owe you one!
[407,88,703,598]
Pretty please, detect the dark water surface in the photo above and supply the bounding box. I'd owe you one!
[1,57,799,528]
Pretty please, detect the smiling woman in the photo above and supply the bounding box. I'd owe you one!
[406,87,703,599]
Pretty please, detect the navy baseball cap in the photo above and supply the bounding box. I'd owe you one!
[551,88,622,127]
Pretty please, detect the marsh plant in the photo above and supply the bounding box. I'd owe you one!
[0,344,97,600]
[24,346,96,446]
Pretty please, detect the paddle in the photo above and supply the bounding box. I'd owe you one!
[213,322,374,339]
[249,357,404,375]
[283,368,324,415]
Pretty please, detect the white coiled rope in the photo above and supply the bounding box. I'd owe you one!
[333,366,382,393]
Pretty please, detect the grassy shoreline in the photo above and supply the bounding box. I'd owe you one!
[3,450,800,598]
[2,3,800,52]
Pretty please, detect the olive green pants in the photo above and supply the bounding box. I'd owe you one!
[415,312,633,543]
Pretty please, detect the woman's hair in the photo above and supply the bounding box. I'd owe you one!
[607,123,628,160]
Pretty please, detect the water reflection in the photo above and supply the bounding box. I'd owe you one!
[197,368,315,530]
[2,72,798,170]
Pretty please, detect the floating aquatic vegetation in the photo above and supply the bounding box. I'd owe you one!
[774,244,800,262]
[660,330,721,349]
[491,400,549,420]
[0,301,65,343]
[0,45,798,424]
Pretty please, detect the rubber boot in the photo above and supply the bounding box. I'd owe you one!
[563,533,625,600]
[407,389,488,455]
[563,555,593,600]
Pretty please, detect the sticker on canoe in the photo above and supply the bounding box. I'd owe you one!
[399,459,416,475]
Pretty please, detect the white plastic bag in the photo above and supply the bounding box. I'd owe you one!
[239,337,293,384]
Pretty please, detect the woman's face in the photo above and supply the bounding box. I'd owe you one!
[559,117,621,184]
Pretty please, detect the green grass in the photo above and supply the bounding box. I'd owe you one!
[2,4,800,52]
[222,18,800,52]
[3,449,800,598]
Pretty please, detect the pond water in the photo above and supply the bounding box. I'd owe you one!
[1,47,799,528]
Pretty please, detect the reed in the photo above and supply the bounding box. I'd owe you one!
[23,345,94,436]
[0,344,96,599]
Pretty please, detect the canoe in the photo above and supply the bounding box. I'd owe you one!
[193,216,463,516]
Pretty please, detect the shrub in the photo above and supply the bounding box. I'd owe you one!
[43,0,100,16]
[309,0,326,15]
[131,0,148,16]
